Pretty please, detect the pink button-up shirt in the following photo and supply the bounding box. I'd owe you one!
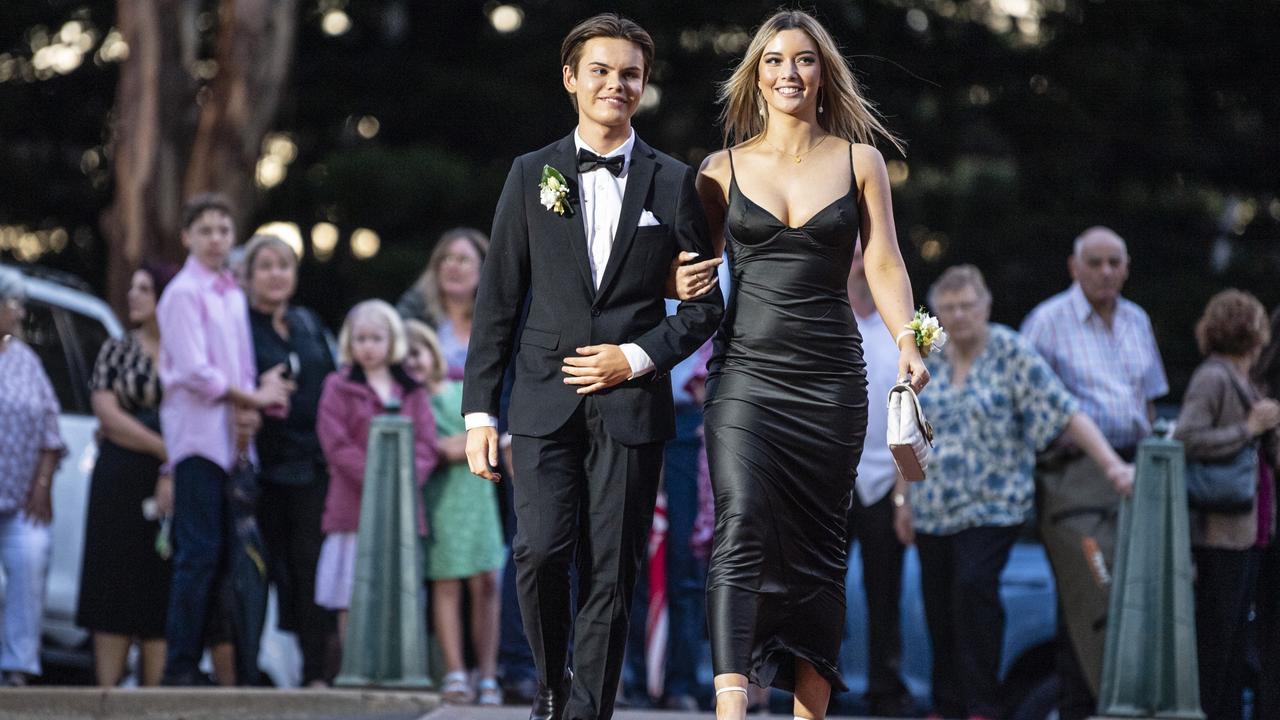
[157,256,257,472]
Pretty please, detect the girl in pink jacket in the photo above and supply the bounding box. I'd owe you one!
[314,300,437,654]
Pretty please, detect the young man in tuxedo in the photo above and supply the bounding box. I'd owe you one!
[462,13,723,720]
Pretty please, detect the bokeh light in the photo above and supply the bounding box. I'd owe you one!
[311,222,339,262]
[351,228,380,259]
[254,222,304,258]
[489,5,524,34]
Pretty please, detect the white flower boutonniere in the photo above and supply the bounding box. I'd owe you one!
[539,165,571,217]
[901,307,948,358]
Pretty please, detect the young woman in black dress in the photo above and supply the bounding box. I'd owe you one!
[691,10,929,719]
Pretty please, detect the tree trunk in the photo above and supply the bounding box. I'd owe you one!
[184,0,298,227]
[100,0,201,313]
[100,0,297,314]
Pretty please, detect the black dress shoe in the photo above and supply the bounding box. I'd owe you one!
[529,669,573,720]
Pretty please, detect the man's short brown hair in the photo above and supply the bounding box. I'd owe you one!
[560,13,654,81]
[182,192,234,229]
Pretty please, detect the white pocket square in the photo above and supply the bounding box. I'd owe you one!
[638,210,661,227]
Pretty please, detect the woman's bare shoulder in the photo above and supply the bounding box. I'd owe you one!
[698,149,734,192]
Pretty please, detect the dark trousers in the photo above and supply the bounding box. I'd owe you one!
[163,456,229,681]
[625,404,706,700]
[511,398,664,720]
[1259,539,1280,720]
[1193,546,1259,720]
[256,474,333,685]
[847,489,911,711]
[916,525,1020,719]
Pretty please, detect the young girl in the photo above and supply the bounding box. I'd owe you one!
[403,320,505,705]
[315,300,438,659]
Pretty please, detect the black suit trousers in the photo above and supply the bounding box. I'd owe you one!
[511,396,664,720]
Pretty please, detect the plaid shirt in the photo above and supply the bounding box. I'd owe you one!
[1020,283,1168,449]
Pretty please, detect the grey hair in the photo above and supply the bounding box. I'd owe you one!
[927,264,992,310]
[1072,226,1129,260]
[0,266,27,301]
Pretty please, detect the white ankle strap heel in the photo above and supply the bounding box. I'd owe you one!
[716,685,749,698]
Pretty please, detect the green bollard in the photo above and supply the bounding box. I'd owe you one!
[1097,435,1202,718]
[334,404,432,689]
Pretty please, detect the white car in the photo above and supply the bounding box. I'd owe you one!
[0,265,300,686]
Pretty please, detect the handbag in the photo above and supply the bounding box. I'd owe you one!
[887,382,934,482]
[1184,361,1259,514]
[1185,444,1258,514]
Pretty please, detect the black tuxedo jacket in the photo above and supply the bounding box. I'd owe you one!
[463,133,724,445]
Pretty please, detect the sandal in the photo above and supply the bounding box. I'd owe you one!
[441,670,473,704]
[476,676,502,706]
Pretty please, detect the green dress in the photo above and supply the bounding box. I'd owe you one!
[422,380,506,580]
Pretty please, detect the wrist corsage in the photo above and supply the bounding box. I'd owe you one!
[895,307,948,358]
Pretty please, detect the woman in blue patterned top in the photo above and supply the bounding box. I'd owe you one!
[895,265,1132,720]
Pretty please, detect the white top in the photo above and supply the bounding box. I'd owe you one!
[855,307,901,505]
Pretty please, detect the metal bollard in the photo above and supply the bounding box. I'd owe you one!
[334,403,432,688]
[1097,435,1202,718]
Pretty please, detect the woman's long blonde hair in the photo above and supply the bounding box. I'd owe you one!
[719,9,905,155]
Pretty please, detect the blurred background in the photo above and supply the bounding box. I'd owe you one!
[1,0,1277,395]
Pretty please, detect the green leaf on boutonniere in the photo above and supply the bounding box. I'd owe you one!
[538,165,572,217]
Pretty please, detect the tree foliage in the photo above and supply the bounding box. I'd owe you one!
[1,0,1276,393]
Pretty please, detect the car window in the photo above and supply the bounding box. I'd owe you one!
[20,300,87,414]
[65,307,110,397]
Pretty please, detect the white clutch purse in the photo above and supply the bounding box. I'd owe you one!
[887,383,934,481]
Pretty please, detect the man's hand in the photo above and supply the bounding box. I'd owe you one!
[893,496,915,546]
[1106,461,1135,498]
[235,406,262,451]
[466,427,502,483]
[562,345,632,395]
[667,251,722,301]
[155,474,175,517]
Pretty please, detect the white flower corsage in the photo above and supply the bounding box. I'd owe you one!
[898,307,948,357]
[539,165,571,216]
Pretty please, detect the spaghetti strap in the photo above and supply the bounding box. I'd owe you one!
[848,142,860,203]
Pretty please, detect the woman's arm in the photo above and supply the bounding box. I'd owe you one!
[91,390,166,460]
[1174,367,1258,460]
[1062,413,1134,496]
[437,433,468,463]
[854,144,928,392]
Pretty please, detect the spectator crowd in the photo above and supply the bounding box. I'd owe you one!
[0,195,1276,720]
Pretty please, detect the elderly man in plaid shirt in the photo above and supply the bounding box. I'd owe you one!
[1021,226,1168,720]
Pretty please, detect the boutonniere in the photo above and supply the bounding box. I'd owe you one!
[898,307,949,357]
[539,165,572,217]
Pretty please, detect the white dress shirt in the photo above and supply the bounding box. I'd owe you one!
[464,128,655,431]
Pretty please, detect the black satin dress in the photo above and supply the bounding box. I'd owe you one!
[705,148,868,693]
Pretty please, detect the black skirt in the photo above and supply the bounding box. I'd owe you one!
[75,438,172,638]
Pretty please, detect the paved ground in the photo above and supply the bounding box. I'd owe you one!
[419,708,715,719]
[0,688,743,720]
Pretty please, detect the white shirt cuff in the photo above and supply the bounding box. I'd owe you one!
[464,413,499,430]
[620,343,655,379]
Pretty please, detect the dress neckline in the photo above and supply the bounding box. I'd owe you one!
[726,145,858,232]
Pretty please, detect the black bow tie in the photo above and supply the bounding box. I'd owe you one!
[577,149,625,177]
